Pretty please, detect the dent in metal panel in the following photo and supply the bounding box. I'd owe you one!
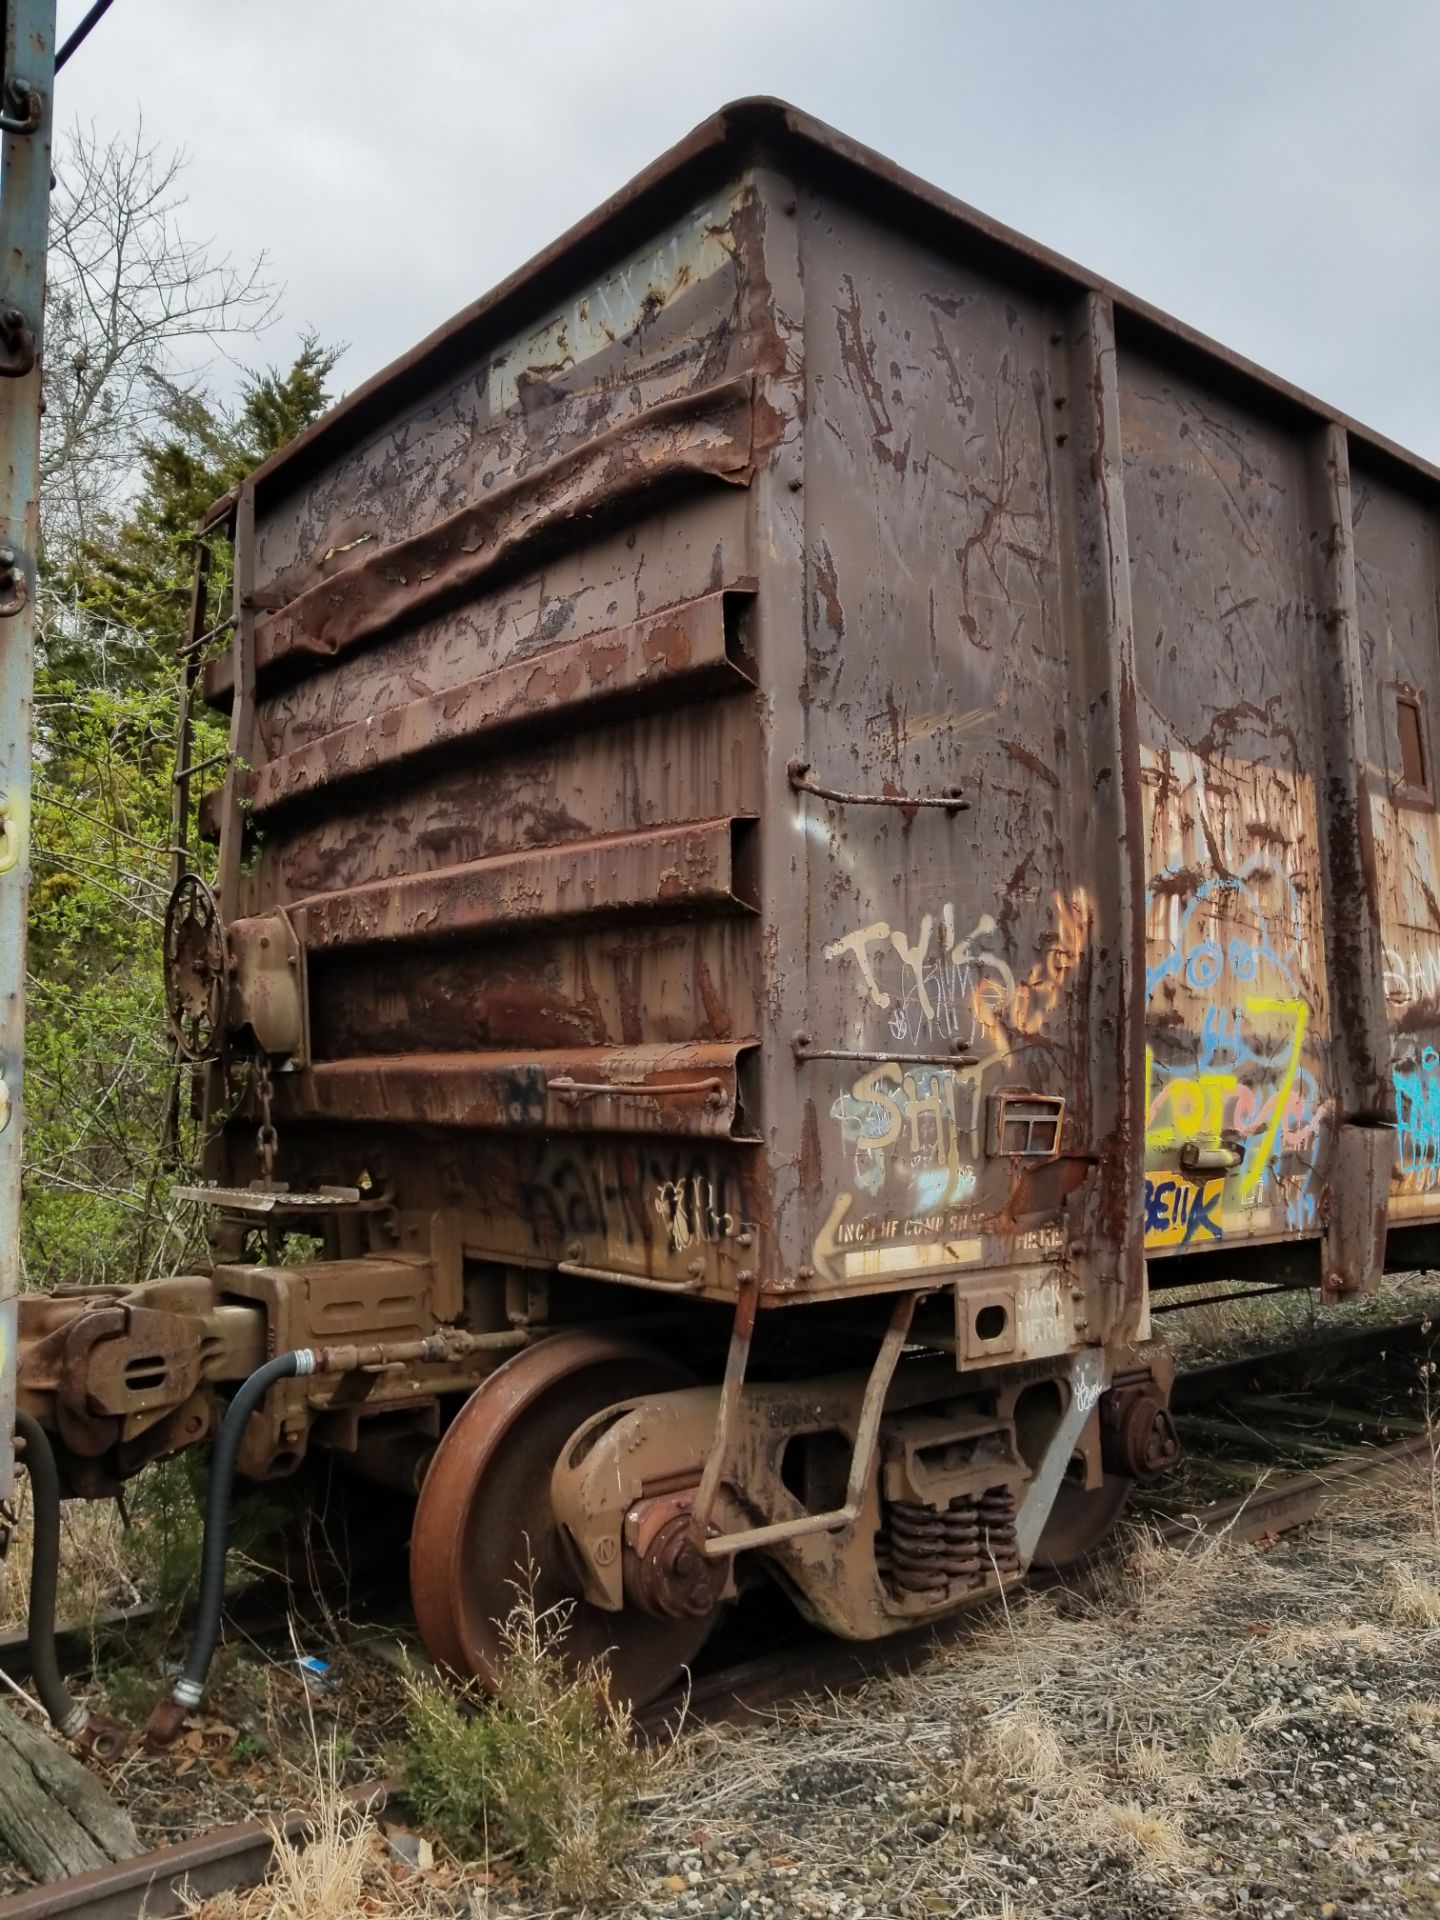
[308,921,760,1057]
[242,375,758,682]
[250,184,754,611]
[275,1042,755,1141]
[249,700,759,908]
[284,817,756,952]
[250,590,752,816]
[252,491,751,757]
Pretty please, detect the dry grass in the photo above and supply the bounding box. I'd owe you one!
[990,1699,1068,1791]
[1160,1268,1440,1367]
[9,1273,1440,1919]
[1092,1798,1194,1870]
[198,1794,380,1920]
[0,1483,135,1634]
[1265,1618,1395,1660]
[171,1401,1440,1919]
[1332,1827,1390,1868]
[1385,1559,1440,1626]
[1205,1724,1253,1776]
[184,1732,404,1920]
[1112,1524,1258,1626]
[631,1470,1440,1915]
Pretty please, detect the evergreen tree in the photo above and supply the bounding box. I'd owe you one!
[25,342,340,1289]
[45,336,341,680]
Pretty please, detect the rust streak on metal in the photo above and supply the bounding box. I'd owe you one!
[250,590,754,816]
[282,817,757,951]
[221,376,760,696]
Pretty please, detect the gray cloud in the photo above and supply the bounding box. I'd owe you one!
[52,0,1440,461]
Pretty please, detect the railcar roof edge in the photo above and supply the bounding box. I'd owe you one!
[205,94,1440,524]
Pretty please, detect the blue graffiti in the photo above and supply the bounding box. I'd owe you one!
[1146,856,1324,1210]
[1146,861,1300,1004]
[1197,1003,1304,1075]
[1395,1044,1440,1187]
[1144,1173,1223,1246]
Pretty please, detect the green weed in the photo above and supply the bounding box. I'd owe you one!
[401,1583,657,1901]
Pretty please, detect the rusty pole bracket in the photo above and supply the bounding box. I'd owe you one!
[0,308,35,379]
[0,78,42,136]
[788,759,969,813]
[0,548,26,616]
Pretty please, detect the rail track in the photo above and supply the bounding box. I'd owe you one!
[0,1310,1433,1920]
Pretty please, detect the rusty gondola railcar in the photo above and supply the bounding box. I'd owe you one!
[13,99,1440,1714]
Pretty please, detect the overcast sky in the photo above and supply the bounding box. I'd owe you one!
[51,0,1440,464]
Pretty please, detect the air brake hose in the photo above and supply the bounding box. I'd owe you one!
[145,1349,316,1748]
[13,1410,87,1743]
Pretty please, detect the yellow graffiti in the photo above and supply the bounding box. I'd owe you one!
[1144,996,1308,1198]
[1144,1173,1224,1249]
[1236,995,1307,1197]
[1143,1047,1237,1151]
[812,1190,854,1284]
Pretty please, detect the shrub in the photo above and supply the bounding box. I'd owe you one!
[402,1585,656,1900]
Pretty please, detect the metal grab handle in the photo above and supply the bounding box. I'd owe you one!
[792,1033,979,1068]
[788,759,969,813]
[1178,1141,1244,1173]
[549,1074,725,1107]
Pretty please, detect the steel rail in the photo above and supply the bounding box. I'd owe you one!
[0,1556,406,1689]
[2,1317,1434,1916]
[0,1780,395,1920]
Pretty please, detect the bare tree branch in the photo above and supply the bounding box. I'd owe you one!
[40,119,277,560]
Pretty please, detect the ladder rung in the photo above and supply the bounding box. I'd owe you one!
[172,747,230,785]
[180,615,235,659]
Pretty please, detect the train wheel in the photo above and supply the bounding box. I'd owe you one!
[1030,1472,1132,1572]
[409,1331,719,1708]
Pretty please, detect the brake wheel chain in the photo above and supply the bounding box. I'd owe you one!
[254,1052,280,1189]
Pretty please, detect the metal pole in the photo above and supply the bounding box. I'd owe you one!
[0,0,55,1498]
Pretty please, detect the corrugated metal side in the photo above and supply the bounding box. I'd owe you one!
[210,182,775,1298]
[1121,351,1338,1257]
[778,184,1146,1343]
